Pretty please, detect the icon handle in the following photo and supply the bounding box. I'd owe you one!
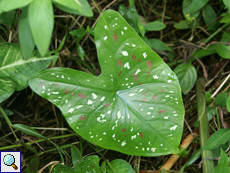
[11,163,18,170]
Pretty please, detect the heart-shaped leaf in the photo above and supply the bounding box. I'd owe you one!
[0,42,57,103]
[76,155,101,172]
[29,10,184,156]
[106,159,135,173]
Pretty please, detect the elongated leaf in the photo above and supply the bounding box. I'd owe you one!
[202,128,230,150]
[189,0,208,14]
[174,63,197,95]
[202,4,218,31]
[76,155,101,172]
[107,159,135,173]
[52,0,81,13]
[71,145,82,170]
[192,44,216,58]
[213,148,230,173]
[29,0,54,56]
[216,43,230,59]
[29,10,184,156]
[0,0,34,13]
[224,0,230,15]
[0,42,57,103]
[53,0,93,17]
[227,95,230,113]
[149,39,171,51]
[19,7,35,59]
[144,21,166,31]
[173,20,190,30]
[51,163,75,173]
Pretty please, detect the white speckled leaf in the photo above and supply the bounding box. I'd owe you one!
[29,10,184,156]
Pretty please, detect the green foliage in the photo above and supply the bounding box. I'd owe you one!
[213,149,230,173]
[0,42,57,103]
[149,39,171,51]
[173,63,197,95]
[144,21,166,31]
[106,159,135,173]
[0,0,34,14]
[26,155,40,173]
[227,94,230,113]
[71,145,82,170]
[202,128,230,150]
[215,92,228,108]
[29,10,184,156]
[202,4,219,31]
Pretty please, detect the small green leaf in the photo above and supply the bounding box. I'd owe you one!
[52,0,82,13]
[29,0,54,56]
[0,0,34,13]
[227,94,230,113]
[50,163,75,173]
[192,44,216,58]
[189,0,208,14]
[202,128,230,150]
[144,21,166,31]
[149,39,171,51]
[173,20,190,30]
[223,0,230,15]
[77,45,85,60]
[202,4,219,31]
[207,106,215,121]
[76,155,101,172]
[19,7,35,59]
[220,13,230,23]
[107,159,135,173]
[0,42,57,103]
[26,155,40,173]
[215,92,228,108]
[71,145,82,170]
[213,148,229,173]
[53,0,93,17]
[101,161,107,173]
[69,28,86,40]
[174,63,197,94]
[183,0,200,22]
[138,20,145,37]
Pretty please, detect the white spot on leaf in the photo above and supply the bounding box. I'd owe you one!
[122,51,128,56]
[124,62,130,69]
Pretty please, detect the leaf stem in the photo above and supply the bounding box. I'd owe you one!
[0,106,19,141]
[196,78,214,173]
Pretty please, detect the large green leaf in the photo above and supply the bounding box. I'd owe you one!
[189,0,208,13]
[29,10,184,156]
[213,148,230,173]
[19,7,35,59]
[0,0,34,14]
[174,63,197,95]
[29,0,54,56]
[0,42,57,103]
[53,0,93,17]
[223,0,230,15]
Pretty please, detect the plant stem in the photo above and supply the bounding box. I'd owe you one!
[0,106,19,141]
[196,78,214,173]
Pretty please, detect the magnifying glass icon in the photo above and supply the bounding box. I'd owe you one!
[3,154,18,170]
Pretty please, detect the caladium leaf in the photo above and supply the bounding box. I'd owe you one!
[0,42,58,103]
[29,10,184,156]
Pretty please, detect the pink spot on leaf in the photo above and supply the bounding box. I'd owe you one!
[79,116,86,121]
[121,128,126,132]
[174,119,177,123]
[55,83,58,86]
[71,93,75,95]
[137,59,140,62]
[40,84,43,86]
[113,31,118,42]
[118,71,122,77]
[117,60,122,67]
[142,98,146,103]
[146,61,153,75]
[142,90,149,96]
[78,93,86,99]
[153,94,158,100]
[132,54,136,60]
[65,89,71,94]
[139,83,142,85]
[132,73,138,81]
[159,110,166,114]
[160,90,164,92]
[139,132,143,139]
[104,103,110,107]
